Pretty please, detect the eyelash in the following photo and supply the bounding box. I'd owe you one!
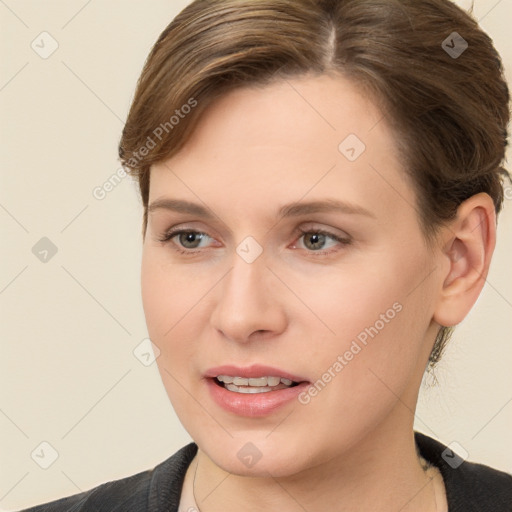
[158,227,352,257]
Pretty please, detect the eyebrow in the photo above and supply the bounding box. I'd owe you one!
[148,198,216,218]
[278,199,375,219]
[147,198,375,220]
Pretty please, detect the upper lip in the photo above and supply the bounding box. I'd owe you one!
[204,364,309,383]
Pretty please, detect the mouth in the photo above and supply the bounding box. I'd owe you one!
[204,365,310,416]
[213,375,301,394]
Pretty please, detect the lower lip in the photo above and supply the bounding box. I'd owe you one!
[205,378,310,417]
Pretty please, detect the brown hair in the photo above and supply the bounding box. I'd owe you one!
[119,0,510,366]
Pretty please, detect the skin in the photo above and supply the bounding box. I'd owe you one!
[141,74,495,511]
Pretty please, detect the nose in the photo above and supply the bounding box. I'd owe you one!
[210,251,288,344]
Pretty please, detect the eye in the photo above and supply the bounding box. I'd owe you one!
[159,229,215,252]
[293,228,351,254]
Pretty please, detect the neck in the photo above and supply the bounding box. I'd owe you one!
[190,408,440,512]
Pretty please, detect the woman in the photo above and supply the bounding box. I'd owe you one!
[21,0,511,510]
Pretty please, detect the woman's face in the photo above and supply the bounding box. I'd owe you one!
[141,74,443,477]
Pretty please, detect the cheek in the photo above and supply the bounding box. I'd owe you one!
[141,247,209,338]
[141,251,201,416]
[141,247,218,390]
[141,256,171,341]
[291,246,433,391]
[141,250,196,401]
[280,253,419,348]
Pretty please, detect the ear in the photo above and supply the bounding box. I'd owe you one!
[433,193,496,328]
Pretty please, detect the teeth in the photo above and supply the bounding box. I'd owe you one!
[247,377,265,386]
[225,384,274,393]
[216,375,297,387]
[266,376,281,386]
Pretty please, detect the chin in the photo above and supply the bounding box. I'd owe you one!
[195,433,324,479]
[214,450,305,478]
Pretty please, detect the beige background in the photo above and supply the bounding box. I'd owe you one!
[1,0,511,510]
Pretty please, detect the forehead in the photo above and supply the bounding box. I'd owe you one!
[149,74,414,226]
[169,74,385,160]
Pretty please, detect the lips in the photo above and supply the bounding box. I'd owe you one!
[204,364,308,383]
[203,364,311,417]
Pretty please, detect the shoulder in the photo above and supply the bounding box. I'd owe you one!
[18,443,198,512]
[415,431,512,511]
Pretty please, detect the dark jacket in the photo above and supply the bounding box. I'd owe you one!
[19,432,512,511]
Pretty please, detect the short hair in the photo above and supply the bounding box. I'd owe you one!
[118,0,510,366]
